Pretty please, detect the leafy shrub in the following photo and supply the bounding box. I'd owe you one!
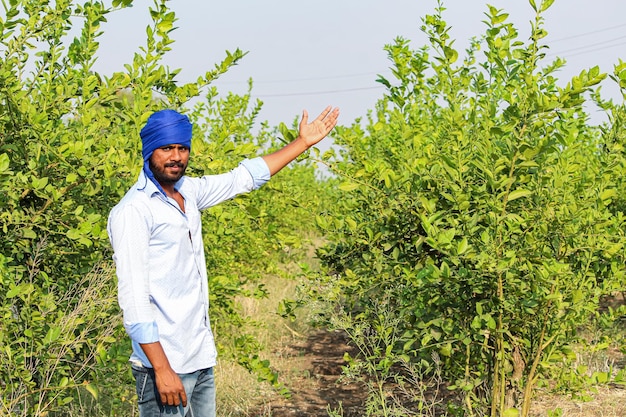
[0,0,330,414]
[311,2,626,416]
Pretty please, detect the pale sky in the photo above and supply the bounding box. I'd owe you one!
[92,1,626,128]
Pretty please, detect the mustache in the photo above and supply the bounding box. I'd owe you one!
[164,162,185,168]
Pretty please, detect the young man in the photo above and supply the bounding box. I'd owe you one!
[107,106,339,416]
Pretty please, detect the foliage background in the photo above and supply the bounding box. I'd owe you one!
[306,1,626,416]
[0,0,330,415]
[0,0,625,416]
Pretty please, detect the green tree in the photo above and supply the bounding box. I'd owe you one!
[0,0,329,414]
[312,1,626,416]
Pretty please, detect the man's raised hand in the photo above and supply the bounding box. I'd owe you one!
[298,106,340,148]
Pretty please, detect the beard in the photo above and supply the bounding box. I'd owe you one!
[149,159,187,185]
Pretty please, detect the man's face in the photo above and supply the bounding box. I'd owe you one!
[149,144,190,186]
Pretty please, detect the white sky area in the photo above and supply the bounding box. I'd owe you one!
[91,1,625,129]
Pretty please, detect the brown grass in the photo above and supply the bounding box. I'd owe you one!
[530,386,626,416]
[214,269,318,416]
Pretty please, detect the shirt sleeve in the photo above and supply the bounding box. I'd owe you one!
[190,157,271,210]
[107,202,160,344]
[240,157,271,189]
[125,322,159,344]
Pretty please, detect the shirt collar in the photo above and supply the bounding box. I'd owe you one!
[137,170,185,198]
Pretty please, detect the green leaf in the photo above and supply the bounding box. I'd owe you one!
[66,172,78,183]
[439,343,452,357]
[503,408,520,417]
[345,217,357,231]
[67,228,82,240]
[600,188,616,202]
[593,371,609,384]
[456,238,469,255]
[315,215,328,229]
[540,0,555,12]
[22,228,37,239]
[277,122,296,144]
[85,383,99,400]
[492,12,509,24]
[443,46,458,63]
[338,181,359,191]
[6,285,22,298]
[246,206,260,216]
[59,397,73,405]
[0,153,9,172]
[44,326,62,344]
[508,189,532,201]
[416,265,434,280]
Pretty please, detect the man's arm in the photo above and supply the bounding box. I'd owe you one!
[140,342,188,408]
[262,106,339,176]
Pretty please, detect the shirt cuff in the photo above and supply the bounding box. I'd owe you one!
[125,321,160,344]
[240,157,271,189]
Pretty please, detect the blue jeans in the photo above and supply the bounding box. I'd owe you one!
[131,365,216,417]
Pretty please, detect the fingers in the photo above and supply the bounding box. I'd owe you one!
[311,107,339,128]
[299,109,309,129]
[316,106,340,124]
[303,106,339,123]
[160,391,187,407]
[157,373,187,408]
[315,105,333,121]
[320,107,339,132]
[160,392,172,406]
[298,106,340,146]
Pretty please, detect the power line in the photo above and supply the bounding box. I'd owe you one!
[241,44,621,89]
[547,34,626,56]
[553,40,626,59]
[224,71,388,85]
[549,23,626,43]
[229,29,625,99]
[219,26,626,89]
[256,85,384,98]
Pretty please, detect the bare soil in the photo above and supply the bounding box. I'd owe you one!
[256,330,367,416]
[252,329,626,417]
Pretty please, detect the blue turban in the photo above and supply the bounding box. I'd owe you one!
[139,109,193,194]
[140,109,192,160]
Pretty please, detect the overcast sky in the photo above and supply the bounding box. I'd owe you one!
[92,1,626,128]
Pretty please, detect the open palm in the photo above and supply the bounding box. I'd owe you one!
[299,106,340,147]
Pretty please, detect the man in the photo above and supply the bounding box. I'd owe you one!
[107,106,339,416]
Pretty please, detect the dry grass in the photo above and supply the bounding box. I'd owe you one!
[530,386,626,416]
[529,334,626,417]
[215,269,316,416]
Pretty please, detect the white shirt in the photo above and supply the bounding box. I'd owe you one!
[107,158,270,373]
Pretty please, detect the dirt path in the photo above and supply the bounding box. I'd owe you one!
[256,330,367,416]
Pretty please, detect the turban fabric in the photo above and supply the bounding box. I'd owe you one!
[139,109,193,195]
[140,109,192,160]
